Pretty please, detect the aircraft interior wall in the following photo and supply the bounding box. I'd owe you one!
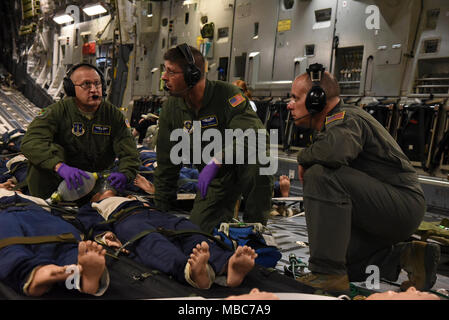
[0,0,448,177]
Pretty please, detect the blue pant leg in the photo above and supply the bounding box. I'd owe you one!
[207,241,233,275]
[16,206,81,267]
[148,211,233,275]
[153,212,205,254]
[0,212,56,293]
[134,233,189,284]
[0,206,82,293]
[114,213,189,284]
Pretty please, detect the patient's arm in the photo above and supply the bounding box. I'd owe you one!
[0,179,20,192]
[96,231,129,254]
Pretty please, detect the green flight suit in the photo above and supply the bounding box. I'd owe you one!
[154,80,274,233]
[21,97,140,199]
[297,102,426,281]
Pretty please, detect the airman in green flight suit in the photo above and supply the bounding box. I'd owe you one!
[286,64,440,294]
[21,63,140,199]
[154,44,274,233]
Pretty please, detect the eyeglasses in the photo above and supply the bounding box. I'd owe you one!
[162,66,183,77]
[74,80,102,90]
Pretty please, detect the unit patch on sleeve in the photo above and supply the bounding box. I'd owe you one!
[92,124,111,135]
[36,108,49,119]
[228,93,245,108]
[325,111,346,125]
[200,115,218,128]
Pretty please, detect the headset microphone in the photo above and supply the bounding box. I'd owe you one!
[291,113,312,121]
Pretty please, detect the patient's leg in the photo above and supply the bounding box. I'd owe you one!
[226,245,257,287]
[188,241,211,289]
[26,264,71,296]
[77,241,106,295]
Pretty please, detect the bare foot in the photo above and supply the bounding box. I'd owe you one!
[134,174,155,194]
[27,264,71,296]
[188,241,211,289]
[227,245,257,287]
[77,241,106,295]
[279,175,290,197]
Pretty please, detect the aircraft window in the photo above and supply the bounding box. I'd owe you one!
[315,8,332,22]
[162,18,168,27]
[218,27,229,39]
[234,53,247,79]
[305,44,315,56]
[423,39,439,54]
[283,0,294,10]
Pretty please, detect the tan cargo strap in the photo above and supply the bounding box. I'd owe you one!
[0,202,36,210]
[0,233,78,250]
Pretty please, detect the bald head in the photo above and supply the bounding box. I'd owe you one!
[70,65,101,82]
[294,71,340,99]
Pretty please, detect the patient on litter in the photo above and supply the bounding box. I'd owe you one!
[79,187,258,290]
[0,188,108,297]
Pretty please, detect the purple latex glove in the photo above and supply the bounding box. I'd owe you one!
[57,163,90,190]
[107,172,127,191]
[198,161,219,199]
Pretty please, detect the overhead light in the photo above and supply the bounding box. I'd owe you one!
[83,4,107,16]
[183,0,198,6]
[53,13,74,24]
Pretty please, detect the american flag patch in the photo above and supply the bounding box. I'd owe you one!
[325,111,346,125]
[125,119,131,128]
[228,94,245,108]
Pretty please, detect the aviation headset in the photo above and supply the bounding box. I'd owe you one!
[176,43,202,88]
[305,63,327,114]
[63,63,106,97]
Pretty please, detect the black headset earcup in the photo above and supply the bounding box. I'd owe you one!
[184,64,202,88]
[305,86,326,114]
[177,43,202,88]
[63,76,75,97]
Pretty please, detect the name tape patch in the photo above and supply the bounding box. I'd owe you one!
[92,125,111,135]
[200,115,218,128]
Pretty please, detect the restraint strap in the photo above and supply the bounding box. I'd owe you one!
[115,227,232,257]
[86,205,146,240]
[0,233,78,250]
[0,202,36,210]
